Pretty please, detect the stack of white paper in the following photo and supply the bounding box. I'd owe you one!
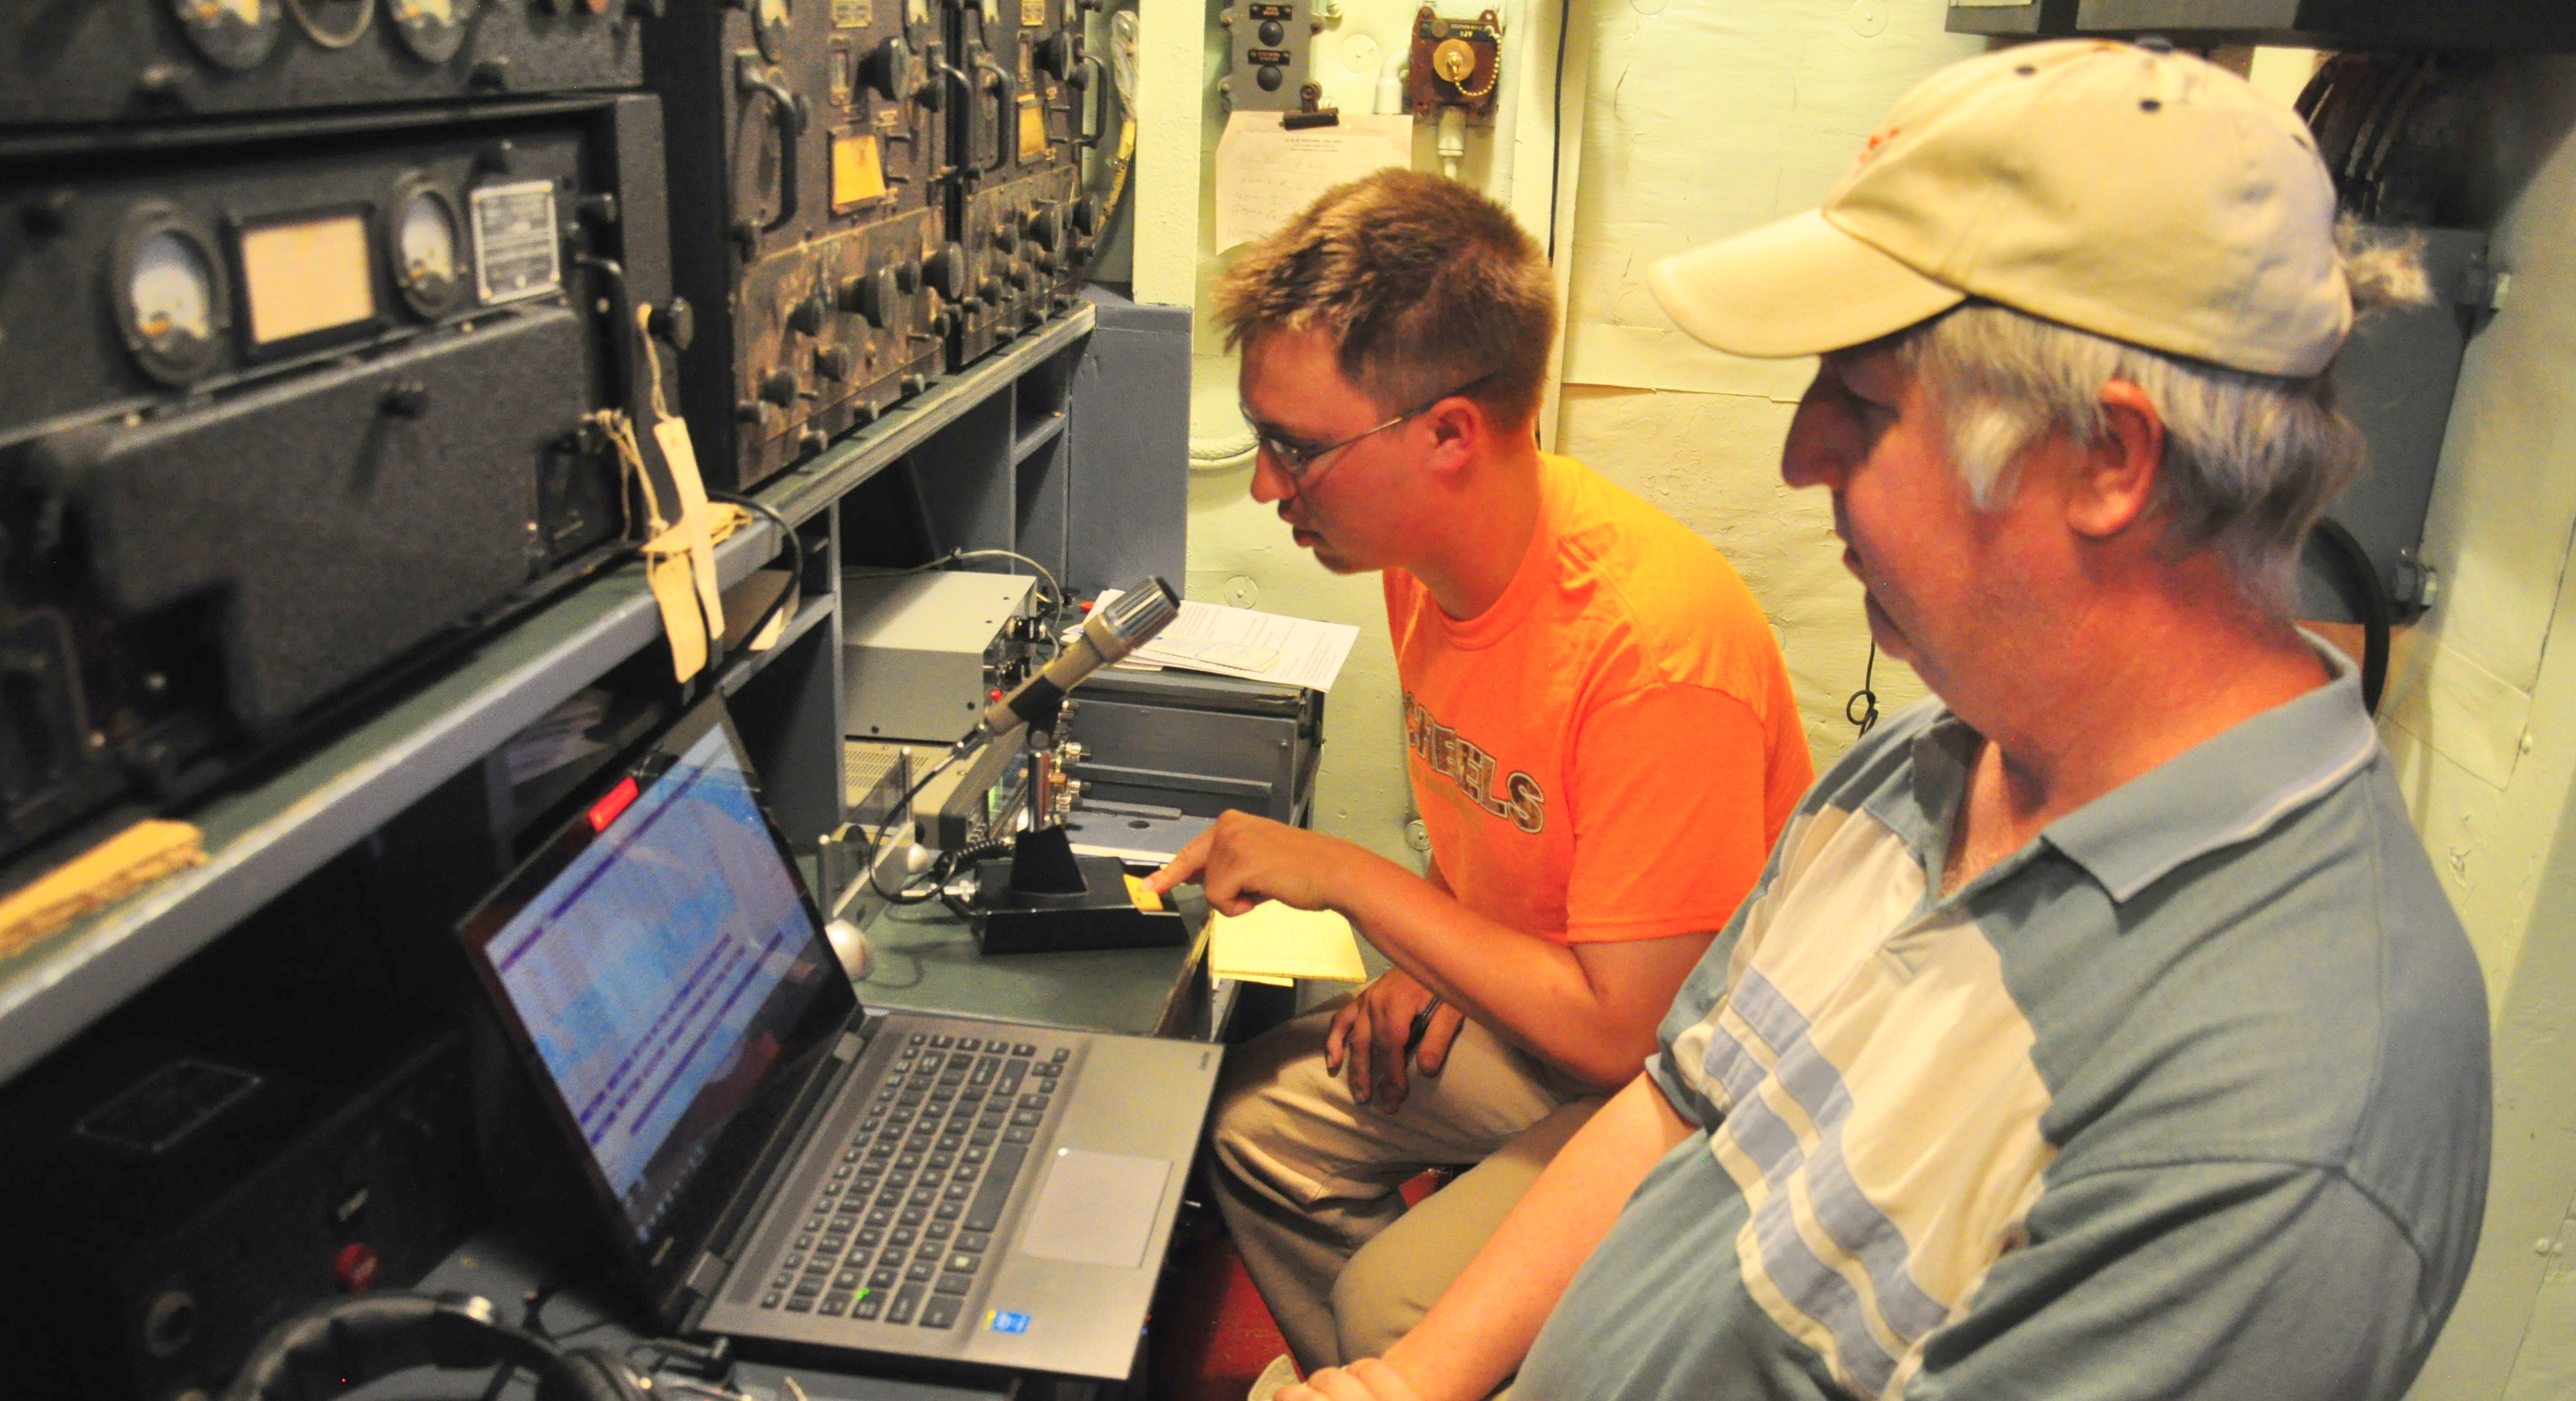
[1094,591,1359,691]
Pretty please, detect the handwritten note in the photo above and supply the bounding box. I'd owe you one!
[1214,111,1417,252]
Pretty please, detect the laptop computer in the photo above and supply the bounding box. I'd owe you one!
[455,697,1222,1381]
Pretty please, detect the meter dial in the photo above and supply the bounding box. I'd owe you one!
[383,176,467,319]
[388,0,477,63]
[112,206,229,386]
[167,0,283,72]
[753,0,793,61]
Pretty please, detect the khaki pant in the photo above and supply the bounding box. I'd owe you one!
[1209,1000,1604,1372]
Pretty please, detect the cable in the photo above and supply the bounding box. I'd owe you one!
[706,489,804,660]
[867,745,969,903]
[1545,0,1572,263]
[1845,638,1881,740]
[2310,517,2391,716]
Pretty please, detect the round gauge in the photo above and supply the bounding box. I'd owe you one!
[753,0,793,61]
[383,176,467,319]
[387,0,477,64]
[167,0,284,73]
[112,206,229,386]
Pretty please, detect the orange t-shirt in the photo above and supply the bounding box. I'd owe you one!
[1387,453,1812,946]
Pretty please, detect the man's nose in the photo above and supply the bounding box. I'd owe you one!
[1249,452,1294,505]
[1780,389,1855,493]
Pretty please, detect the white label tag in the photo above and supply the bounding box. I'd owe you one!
[469,179,561,304]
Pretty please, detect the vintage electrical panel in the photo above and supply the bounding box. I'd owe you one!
[0,0,651,127]
[1406,6,1499,117]
[647,0,955,492]
[0,98,671,866]
[1223,0,1314,113]
[943,0,1105,368]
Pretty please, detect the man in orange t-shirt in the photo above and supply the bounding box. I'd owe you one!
[1148,171,1810,1374]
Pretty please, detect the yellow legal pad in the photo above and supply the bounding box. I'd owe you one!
[1207,900,1367,987]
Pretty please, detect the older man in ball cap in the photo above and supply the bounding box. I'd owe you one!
[1278,38,2491,1401]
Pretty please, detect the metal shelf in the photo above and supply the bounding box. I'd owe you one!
[0,309,1099,1086]
[1012,412,1069,466]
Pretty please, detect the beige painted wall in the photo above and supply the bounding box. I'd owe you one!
[2395,54,2576,1401]
[1166,0,1972,864]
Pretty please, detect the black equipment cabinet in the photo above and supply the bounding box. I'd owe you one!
[0,0,652,128]
[645,0,958,493]
[943,0,1106,368]
[0,95,672,868]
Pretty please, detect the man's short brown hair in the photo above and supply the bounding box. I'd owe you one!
[1212,169,1556,429]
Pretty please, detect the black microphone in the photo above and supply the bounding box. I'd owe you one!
[977,575,1180,738]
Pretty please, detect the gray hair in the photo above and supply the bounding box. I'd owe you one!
[1885,224,2431,612]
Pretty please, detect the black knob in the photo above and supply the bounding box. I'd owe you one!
[839,268,898,328]
[900,374,929,395]
[1036,33,1077,80]
[759,370,800,406]
[737,401,772,425]
[1256,18,1283,44]
[786,293,826,336]
[817,345,858,380]
[1032,250,1058,273]
[1011,264,1037,292]
[799,428,829,454]
[1257,64,1283,92]
[925,243,969,300]
[991,219,1018,253]
[1026,203,1063,252]
[864,35,915,102]
[978,276,1006,305]
[894,259,921,294]
[1071,195,1102,236]
[647,296,695,349]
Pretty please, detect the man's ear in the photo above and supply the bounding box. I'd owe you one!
[2069,379,2165,539]
[1420,395,1485,479]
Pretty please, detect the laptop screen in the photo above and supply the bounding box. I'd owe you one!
[461,703,853,1247]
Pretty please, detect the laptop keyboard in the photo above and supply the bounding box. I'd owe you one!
[759,1032,1071,1330]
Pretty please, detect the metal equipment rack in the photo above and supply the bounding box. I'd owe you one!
[0,296,1183,1087]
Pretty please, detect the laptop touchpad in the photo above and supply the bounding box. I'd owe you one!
[1018,1148,1173,1268]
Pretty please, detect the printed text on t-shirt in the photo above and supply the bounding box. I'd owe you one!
[1404,692,1545,834]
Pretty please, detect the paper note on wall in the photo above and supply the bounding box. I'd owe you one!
[1214,111,1415,252]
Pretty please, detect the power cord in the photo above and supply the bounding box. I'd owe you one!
[868,746,971,903]
[706,488,805,662]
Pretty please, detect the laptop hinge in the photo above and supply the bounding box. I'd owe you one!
[686,1249,731,1299]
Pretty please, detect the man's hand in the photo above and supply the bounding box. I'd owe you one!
[1147,810,1371,916]
[1281,1359,1428,1401]
[1326,967,1465,1111]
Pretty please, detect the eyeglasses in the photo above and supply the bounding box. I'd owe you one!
[1247,373,1498,487]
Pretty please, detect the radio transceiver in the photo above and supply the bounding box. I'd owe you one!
[647,0,958,492]
[0,96,672,865]
[945,0,1105,367]
[1,0,650,128]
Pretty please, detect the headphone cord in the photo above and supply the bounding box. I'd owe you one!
[1845,638,1882,739]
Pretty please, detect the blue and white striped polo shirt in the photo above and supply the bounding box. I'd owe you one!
[1517,643,2489,1400]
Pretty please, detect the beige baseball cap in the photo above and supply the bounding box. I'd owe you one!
[1646,40,2351,378]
